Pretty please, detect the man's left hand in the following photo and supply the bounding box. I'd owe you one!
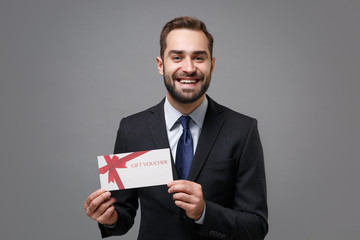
[167,180,205,221]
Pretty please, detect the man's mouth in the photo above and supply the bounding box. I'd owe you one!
[178,79,199,84]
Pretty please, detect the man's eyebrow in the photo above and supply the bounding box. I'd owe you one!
[168,50,184,55]
[193,51,208,56]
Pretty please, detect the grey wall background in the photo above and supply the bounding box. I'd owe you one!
[1,0,359,239]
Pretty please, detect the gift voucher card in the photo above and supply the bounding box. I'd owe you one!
[98,148,173,191]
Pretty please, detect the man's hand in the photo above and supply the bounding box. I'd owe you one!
[167,180,205,221]
[84,188,118,226]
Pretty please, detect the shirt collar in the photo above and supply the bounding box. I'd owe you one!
[164,96,208,130]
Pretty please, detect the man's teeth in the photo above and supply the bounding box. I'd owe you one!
[179,79,197,84]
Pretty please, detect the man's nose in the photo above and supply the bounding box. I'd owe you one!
[182,58,196,74]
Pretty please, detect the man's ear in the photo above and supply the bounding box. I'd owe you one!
[211,57,216,74]
[156,57,163,75]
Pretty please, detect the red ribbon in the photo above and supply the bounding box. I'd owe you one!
[99,151,150,190]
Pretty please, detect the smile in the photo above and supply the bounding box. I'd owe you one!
[178,79,198,84]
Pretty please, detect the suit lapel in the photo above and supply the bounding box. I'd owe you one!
[146,99,179,179]
[146,99,169,149]
[188,97,224,181]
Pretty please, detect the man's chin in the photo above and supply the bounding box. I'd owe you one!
[170,92,203,104]
[165,80,208,104]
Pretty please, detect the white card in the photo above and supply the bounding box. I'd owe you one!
[98,148,173,191]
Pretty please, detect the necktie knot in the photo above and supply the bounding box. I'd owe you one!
[179,115,191,130]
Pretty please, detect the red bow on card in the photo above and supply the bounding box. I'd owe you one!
[99,151,150,190]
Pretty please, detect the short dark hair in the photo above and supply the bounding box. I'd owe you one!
[160,16,214,59]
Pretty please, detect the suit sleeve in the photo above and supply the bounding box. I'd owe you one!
[98,118,139,238]
[199,119,268,240]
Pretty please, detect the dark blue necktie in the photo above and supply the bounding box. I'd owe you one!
[175,116,193,180]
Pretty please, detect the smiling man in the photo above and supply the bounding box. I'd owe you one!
[84,16,268,240]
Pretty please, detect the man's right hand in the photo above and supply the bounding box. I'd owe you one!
[84,188,118,226]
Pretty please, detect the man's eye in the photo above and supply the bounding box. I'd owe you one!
[172,56,181,61]
[195,57,205,61]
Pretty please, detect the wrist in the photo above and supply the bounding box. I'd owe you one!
[195,201,206,224]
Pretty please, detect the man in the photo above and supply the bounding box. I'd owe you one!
[84,16,268,240]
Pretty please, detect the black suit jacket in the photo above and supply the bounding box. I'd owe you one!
[99,96,268,240]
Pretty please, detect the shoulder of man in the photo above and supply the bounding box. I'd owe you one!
[206,96,256,126]
[121,98,165,122]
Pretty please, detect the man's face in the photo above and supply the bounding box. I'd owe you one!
[157,29,215,104]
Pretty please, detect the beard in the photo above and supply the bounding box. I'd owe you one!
[163,69,211,104]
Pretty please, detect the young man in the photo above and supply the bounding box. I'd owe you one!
[84,16,268,240]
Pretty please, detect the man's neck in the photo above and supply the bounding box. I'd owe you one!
[166,93,206,115]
